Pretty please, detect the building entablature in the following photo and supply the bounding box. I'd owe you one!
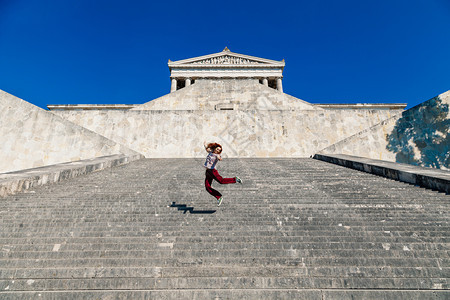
[170,68,283,79]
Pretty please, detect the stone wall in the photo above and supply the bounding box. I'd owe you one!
[319,90,450,170]
[0,90,141,173]
[50,79,401,159]
[53,108,398,158]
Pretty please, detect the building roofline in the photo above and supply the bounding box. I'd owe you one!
[168,48,285,68]
[314,103,407,109]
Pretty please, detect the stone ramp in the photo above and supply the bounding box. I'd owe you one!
[0,158,448,299]
[0,89,141,174]
[318,90,450,169]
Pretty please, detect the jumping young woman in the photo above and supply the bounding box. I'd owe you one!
[204,141,242,206]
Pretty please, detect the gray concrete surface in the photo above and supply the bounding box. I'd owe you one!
[0,158,448,298]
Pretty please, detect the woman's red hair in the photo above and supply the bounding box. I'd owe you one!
[207,143,222,153]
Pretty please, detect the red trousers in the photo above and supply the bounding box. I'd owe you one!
[205,169,236,199]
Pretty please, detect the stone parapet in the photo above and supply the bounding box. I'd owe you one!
[315,103,407,110]
[0,154,144,197]
[313,154,450,194]
[47,104,138,110]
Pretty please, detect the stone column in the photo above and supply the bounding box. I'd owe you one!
[185,78,191,87]
[262,78,268,86]
[171,78,177,93]
[277,78,283,93]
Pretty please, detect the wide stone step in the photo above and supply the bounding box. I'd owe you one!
[2,235,448,246]
[1,248,448,261]
[1,230,447,240]
[1,257,447,269]
[1,266,448,280]
[2,240,447,252]
[2,217,449,226]
[2,214,448,222]
[17,233,442,240]
[0,276,448,291]
[2,289,449,300]
[3,196,448,202]
[2,224,449,234]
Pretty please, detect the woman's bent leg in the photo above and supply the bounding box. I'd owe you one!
[205,170,222,199]
[212,169,236,184]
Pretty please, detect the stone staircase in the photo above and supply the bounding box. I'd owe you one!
[0,158,448,299]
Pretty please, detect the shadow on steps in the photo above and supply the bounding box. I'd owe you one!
[169,201,216,214]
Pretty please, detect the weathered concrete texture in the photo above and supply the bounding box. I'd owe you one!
[319,90,450,170]
[314,154,450,194]
[132,79,320,111]
[2,290,449,300]
[0,90,142,173]
[0,158,448,298]
[53,109,398,158]
[0,154,144,197]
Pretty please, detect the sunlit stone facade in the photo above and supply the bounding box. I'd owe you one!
[169,47,284,92]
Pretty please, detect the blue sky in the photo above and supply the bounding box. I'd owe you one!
[0,0,449,109]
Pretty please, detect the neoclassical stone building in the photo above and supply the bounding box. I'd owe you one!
[47,48,408,158]
[1,48,448,173]
[168,47,285,93]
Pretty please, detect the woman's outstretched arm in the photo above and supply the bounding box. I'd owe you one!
[204,141,211,152]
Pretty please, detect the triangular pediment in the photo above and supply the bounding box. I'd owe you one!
[185,54,265,65]
[168,48,285,67]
